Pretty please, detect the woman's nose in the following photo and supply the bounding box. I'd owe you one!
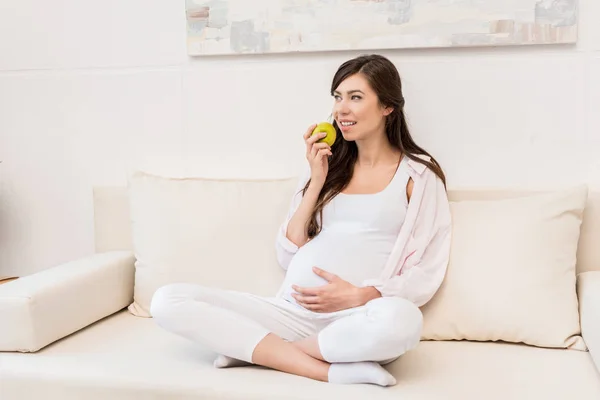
[334,100,350,115]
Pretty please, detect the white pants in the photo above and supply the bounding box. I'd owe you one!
[150,283,423,365]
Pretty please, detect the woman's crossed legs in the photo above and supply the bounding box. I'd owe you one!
[150,283,422,386]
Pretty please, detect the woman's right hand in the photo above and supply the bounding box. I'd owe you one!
[304,123,333,187]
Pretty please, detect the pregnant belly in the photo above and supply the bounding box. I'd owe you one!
[278,230,391,304]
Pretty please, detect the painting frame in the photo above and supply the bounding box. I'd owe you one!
[185,0,578,56]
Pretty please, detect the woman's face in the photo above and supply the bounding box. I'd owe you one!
[332,73,392,142]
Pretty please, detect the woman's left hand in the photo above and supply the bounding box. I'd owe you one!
[291,267,381,313]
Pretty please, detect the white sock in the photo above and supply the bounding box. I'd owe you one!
[328,362,397,386]
[213,354,251,368]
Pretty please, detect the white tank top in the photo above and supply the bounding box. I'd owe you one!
[278,156,410,307]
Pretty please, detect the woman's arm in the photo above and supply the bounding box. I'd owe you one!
[275,166,319,270]
[285,181,322,247]
[276,126,332,270]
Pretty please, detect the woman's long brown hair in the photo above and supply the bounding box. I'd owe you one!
[302,54,446,239]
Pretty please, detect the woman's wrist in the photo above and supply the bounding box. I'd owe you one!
[307,180,324,194]
[355,286,382,306]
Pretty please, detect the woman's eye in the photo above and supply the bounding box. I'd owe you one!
[333,95,361,100]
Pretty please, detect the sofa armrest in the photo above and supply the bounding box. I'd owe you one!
[578,271,600,374]
[0,251,135,352]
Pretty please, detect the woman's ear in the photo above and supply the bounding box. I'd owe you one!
[383,107,394,116]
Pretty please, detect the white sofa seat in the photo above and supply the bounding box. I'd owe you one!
[1,309,599,400]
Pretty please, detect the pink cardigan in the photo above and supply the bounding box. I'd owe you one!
[275,155,452,308]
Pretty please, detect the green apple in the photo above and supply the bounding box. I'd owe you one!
[311,122,337,147]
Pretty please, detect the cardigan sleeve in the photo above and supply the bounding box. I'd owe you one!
[362,168,452,307]
[275,165,311,270]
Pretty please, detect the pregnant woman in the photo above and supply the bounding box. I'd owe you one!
[150,54,452,387]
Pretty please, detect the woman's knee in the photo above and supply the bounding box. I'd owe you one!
[368,297,423,350]
[150,283,192,320]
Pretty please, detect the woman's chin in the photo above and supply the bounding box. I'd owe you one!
[341,132,356,142]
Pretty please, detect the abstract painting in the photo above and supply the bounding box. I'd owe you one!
[186,0,578,56]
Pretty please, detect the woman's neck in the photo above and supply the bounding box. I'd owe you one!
[355,134,400,168]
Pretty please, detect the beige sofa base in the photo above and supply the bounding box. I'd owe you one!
[1,310,599,400]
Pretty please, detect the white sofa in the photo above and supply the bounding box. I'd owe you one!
[1,172,600,400]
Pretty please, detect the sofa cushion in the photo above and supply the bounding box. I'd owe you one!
[126,171,298,317]
[1,310,599,400]
[0,251,135,352]
[421,187,587,350]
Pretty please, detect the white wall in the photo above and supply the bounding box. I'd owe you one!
[1,1,599,277]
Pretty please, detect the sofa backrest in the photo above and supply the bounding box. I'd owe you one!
[93,185,600,274]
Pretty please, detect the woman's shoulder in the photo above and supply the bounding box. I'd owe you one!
[405,154,447,189]
[405,154,432,176]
